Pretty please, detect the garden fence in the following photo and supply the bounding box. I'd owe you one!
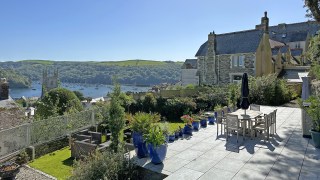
[0,107,105,159]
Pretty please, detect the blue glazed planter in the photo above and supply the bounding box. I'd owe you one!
[175,131,179,138]
[169,135,175,142]
[208,116,215,124]
[214,111,218,119]
[148,144,167,164]
[192,121,200,131]
[132,132,148,158]
[183,125,193,135]
[310,130,320,148]
[200,119,207,127]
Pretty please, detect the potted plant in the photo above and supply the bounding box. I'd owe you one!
[304,96,320,148]
[0,162,20,180]
[200,114,208,127]
[181,115,193,135]
[174,129,180,138]
[178,126,183,137]
[144,125,167,164]
[168,129,176,142]
[158,121,170,142]
[192,116,200,131]
[127,112,160,158]
[207,113,215,125]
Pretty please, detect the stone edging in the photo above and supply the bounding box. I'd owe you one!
[23,164,57,180]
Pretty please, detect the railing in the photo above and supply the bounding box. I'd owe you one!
[0,107,105,159]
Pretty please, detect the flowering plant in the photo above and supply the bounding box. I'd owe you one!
[181,115,194,125]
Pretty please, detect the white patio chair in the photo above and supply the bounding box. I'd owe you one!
[215,110,226,138]
[226,114,244,143]
[251,113,271,142]
[270,109,277,135]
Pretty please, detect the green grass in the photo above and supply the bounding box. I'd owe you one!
[29,147,73,180]
[19,60,54,65]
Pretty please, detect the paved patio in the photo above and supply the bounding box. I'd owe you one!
[131,106,320,180]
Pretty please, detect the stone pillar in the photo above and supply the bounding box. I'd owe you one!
[301,76,312,138]
[26,146,35,161]
[301,76,311,100]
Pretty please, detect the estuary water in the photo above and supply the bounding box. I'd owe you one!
[9,82,149,99]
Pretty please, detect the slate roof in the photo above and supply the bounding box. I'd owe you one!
[182,59,197,69]
[271,46,289,55]
[196,29,263,56]
[291,49,303,56]
[196,21,320,57]
[279,68,310,82]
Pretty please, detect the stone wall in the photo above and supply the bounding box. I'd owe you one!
[218,53,256,84]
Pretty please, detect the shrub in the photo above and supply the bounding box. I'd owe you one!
[127,112,160,134]
[15,150,30,165]
[142,93,156,112]
[249,74,292,106]
[69,150,138,180]
[165,97,197,120]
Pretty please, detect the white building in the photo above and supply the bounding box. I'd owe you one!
[181,59,199,86]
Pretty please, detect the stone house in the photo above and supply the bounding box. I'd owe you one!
[181,12,320,85]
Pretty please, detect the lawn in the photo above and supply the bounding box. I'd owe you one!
[29,147,73,180]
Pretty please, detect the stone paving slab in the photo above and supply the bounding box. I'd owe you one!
[131,106,320,180]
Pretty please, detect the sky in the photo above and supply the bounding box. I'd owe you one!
[0,0,311,62]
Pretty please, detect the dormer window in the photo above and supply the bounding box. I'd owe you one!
[231,55,245,68]
[282,33,287,38]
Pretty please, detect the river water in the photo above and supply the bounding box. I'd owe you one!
[9,82,149,99]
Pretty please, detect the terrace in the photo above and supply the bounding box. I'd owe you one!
[131,106,320,179]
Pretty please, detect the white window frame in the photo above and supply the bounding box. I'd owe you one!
[230,55,245,68]
[229,73,243,84]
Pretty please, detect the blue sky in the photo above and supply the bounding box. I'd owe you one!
[0,0,310,62]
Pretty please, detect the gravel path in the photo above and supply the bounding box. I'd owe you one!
[13,165,56,180]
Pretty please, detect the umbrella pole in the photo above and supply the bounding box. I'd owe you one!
[244,109,246,115]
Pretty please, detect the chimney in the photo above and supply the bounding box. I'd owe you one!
[208,31,216,53]
[255,11,269,33]
[0,78,9,100]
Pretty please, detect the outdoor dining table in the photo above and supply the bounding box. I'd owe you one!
[228,109,263,138]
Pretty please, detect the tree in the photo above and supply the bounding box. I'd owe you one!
[108,82,125,152]
[305,0,320,22]
[35,88,83,119]
[73,90,85,101]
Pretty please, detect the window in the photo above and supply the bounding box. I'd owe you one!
[295,43,300,49]
[231,55,245,68]
[232,75,242,83]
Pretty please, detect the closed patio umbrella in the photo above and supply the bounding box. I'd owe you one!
[240,73,250,115]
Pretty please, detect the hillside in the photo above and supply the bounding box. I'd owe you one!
[0,60,183,86]
[0,68,31,88]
